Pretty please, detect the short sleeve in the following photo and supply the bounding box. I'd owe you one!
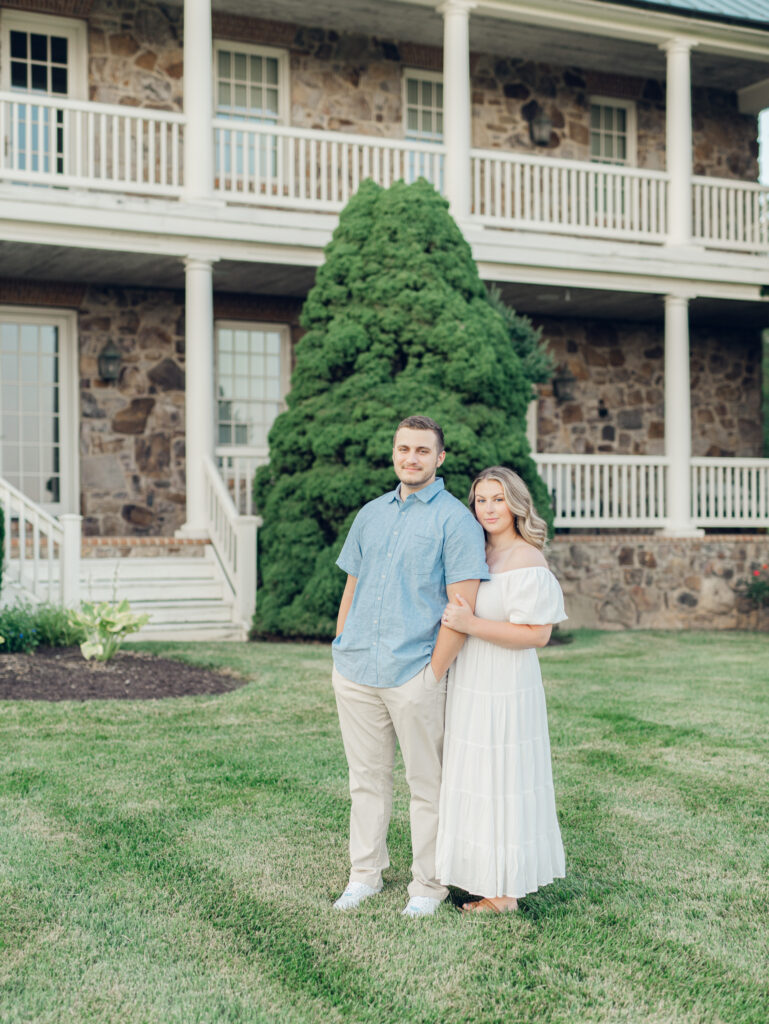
[336,512,363,577]
[443,512,489,585]
[502,568,567,625]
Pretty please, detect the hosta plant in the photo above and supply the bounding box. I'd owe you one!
[69,599,150,662]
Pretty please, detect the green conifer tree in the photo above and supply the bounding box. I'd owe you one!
[253,178,553,638]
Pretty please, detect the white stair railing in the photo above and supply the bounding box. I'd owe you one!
[534,453,669,528]
[471,151,669,241]
[203,455,257,626]
[0,91,184,195]
[691,457,769,527]
[215,446,268,516]
[692,177,769,253]
[0,476,81,606]
[212,120,445,208]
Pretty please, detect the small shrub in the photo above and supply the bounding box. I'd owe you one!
[0,603,40,654]
[68,599,150,662]
[738,563,769,609]
[34,603,86,648]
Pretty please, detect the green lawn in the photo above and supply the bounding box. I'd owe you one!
[1,632,767,1024]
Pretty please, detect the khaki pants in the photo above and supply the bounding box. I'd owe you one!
[332,663,448,901]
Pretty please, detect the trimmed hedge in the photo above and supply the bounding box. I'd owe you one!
[253,178,553,639]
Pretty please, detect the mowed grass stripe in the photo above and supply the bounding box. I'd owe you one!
[0,632,767,1023]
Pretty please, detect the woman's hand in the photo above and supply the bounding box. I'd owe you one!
[441,594,476,635]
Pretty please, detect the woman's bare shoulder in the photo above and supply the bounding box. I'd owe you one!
[501,542,549,572]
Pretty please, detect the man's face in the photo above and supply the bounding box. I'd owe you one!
[392,427,445,492]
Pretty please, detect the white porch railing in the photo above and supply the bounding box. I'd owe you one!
[691,457,769,527]
[471,152,669,241]
[692,177,769,253]
[216,447,268,516]
[534,453,669,528]
[0,476,81,606]
[0,91,184,195]
[203,455,257,625]
[212,120,444,207]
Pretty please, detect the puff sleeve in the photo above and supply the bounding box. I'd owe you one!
[501,567,567,625]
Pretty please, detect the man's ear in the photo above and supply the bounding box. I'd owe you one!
[437,450,446,467]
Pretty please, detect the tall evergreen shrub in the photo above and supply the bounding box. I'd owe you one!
[253,178,552,638]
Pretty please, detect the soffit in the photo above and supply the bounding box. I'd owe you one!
[205,0,769,89]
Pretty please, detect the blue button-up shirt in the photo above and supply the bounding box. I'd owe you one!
[332,478,489,687]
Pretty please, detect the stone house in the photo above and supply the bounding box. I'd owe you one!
[0,0,768,636]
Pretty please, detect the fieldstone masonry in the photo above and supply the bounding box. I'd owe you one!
[78,286,187,537]
[80,4,757,180]
[548,534,769,632]
[535,317,763,458]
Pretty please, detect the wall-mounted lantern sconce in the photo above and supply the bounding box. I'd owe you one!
[98,339,122,382]
[552,365,577,403]
[530,110,553,146]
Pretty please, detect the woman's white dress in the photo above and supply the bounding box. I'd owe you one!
[436,566,568,899]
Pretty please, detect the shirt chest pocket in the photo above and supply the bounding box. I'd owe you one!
[402,532,442,576]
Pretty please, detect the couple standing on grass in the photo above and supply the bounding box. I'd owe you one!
[331,416,567,918]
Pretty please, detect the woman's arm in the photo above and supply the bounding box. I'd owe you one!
[442,594,552,650]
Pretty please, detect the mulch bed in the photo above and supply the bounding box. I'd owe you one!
[0,646,248,702]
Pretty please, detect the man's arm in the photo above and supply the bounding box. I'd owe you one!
[336,575,358,637]
[430,579,480,679]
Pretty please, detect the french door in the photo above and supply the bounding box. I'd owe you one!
[0,309,78,515]
[0,11,87,180]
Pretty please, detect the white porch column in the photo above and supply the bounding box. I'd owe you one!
[180,257,216,537]
[183,0,214,202]
[438,0,476,222]
[663,294,700,535]
[661,38,694,247]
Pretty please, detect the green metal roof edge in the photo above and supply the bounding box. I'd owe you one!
[594,0,769,32]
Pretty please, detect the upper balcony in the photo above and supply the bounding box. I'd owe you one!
[0,0,768,283]
[1,89,767,256]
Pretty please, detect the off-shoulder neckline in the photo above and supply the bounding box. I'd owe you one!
[488,565,552,577]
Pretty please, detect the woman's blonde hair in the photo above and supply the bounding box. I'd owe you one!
[468,466,547,550]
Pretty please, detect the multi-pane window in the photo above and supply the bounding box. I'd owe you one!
[403,71,444,186]
[214,43,286,181]
[1,13,86,177]
[0,320,61,505]
[216,324,289,450]
[404,72,444,143]
[589,99,635,166]
[9,29,68,95]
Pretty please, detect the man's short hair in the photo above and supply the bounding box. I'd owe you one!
[393,416,445,452]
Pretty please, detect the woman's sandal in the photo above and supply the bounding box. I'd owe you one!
[461,898,518,914]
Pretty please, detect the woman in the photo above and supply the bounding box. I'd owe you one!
[436,466,567,913]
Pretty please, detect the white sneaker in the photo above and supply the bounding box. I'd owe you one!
[333,881,382,910]
[401,896,443,918]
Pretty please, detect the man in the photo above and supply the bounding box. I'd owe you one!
[331,415,489,918]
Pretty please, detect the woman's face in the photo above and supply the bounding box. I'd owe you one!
[473,479,515,538]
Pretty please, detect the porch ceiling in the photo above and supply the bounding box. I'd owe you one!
[207,0,769,90]
[490,282,769,327]
[0,243,316,297]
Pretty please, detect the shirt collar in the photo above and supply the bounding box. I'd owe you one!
[388,477,445,504]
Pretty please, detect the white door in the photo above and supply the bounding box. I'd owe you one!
[0,309,78,515]
[0,11,87,180]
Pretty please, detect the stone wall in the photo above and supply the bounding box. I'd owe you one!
[548,534,769,631]
[535,317,764,458]
[78,286,187,537]
[79,5,758,180]
[88,0,183,109]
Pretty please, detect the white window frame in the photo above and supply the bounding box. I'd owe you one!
[589,96,637,167]
[0,10,88,99]
[212,40,289,125]
[0,305,79,515]
[214,320,291,459]
[402,68,444,143]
